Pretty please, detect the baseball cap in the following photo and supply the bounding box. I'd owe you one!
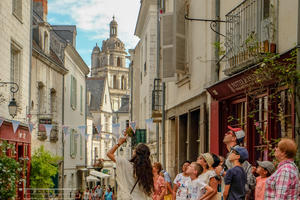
[200,153,214,167]
[228,126,245,142]
[231,146,249,161]
[257,161,275,174]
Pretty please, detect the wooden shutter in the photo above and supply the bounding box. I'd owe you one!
[80,85,83,113]
[70,131,73,157]
[80,134,83,159]
[74,78,77,108]
[161,13,175,78]
[71,76,77,110]
[74,133,78,156]
[174,0,186,73]
[70,76,73,108]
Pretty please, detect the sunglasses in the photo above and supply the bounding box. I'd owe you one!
[232,150,240,155]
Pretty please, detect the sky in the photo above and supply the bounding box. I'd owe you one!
[47,0,140,69]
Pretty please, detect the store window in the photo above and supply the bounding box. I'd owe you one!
[253,95,268,161]
[228,99,247,146]
[276,89,293,138]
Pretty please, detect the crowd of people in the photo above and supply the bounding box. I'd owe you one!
[75,185,114,200]
[106,126,299,200]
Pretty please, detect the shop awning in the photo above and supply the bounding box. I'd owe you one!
[86,175,100,182]
[90,170,110,178]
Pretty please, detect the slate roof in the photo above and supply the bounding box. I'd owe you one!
[87,78,106,111]
[51,25,76,46]
[32,38,65,70]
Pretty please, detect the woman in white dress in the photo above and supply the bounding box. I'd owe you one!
[107,134,154,200]
[197,153,218,200]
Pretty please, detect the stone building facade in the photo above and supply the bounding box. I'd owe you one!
[0,0,31,198]
[150,0,300,180]
[132,0,159,161]
[63,41,89,190]
[30,1,68,190]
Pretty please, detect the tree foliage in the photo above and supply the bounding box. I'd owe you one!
[0,141,21,199]
[30,145,61,189]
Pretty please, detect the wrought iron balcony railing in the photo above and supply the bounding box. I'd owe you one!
[152,79,162,111]
[225,0,277,74]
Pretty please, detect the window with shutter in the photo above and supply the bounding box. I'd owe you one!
[70,129,78,158]
[161,13,174,79]
[70,75,77,110]
[70,131,74,157]
[80,85,83,114]
[174,0,186,73]
[12,0,22,21]
[80,134,83,159]
[11,42,22,101]
[74,133,78,156]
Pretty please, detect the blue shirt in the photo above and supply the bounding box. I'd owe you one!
[104,191,113,200]
[224,166,246,200]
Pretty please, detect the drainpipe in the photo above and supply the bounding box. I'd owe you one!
[84,75,87,190]
[28,0,33,108]
[156,0,161,162]
[85,75,87,168]
[215,0,220,82]
[26,0,33,198]
[130,62,133,157]
[130,63,133,122]
[28,0,33,120]
[296,0,300,160]
[162,82,166,168]
[62,75,65,196]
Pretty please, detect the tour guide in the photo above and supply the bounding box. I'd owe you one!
[107,132,153,200]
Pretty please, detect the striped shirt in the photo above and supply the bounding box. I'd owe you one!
[264,159,300,199]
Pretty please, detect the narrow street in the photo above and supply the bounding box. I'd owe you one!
[0,0,299,199]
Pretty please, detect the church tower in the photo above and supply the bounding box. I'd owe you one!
[110,16,118,38]
[91,17,129,112]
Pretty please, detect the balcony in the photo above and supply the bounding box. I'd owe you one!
[224,0,277,75]
[151,79,162,122]
[37,118,58,142]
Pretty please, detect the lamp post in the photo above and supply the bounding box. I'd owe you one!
[0,82,19,118]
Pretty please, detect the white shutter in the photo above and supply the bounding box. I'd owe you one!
[161,13,175,78]
[174,0,186,73]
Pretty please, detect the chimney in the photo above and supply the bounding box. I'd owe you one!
[33,0,48,21]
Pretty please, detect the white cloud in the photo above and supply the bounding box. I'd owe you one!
[48,0,140,49]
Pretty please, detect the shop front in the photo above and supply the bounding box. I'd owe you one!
[0,119,31,200]
[207,56,295,164]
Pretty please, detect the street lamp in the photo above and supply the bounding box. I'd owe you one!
[8,98,17,118]
[0,82,19,118]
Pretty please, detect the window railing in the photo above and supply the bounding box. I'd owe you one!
[152,79,162,111]
[225,0,277,72]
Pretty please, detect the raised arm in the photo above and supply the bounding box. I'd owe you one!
[199,185,214,200]
[202,177,218,200]
[107,133,127,162]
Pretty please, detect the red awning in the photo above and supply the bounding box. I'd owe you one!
[207,67,257,100]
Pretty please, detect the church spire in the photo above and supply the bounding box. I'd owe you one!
[110,16,118,38]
